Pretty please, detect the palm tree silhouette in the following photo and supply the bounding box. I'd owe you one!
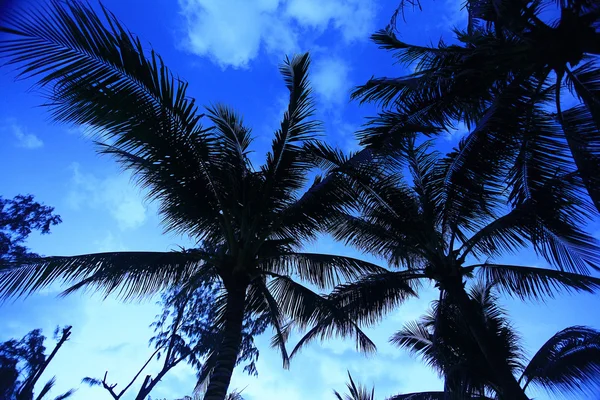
[353,0,600,214]
[0,2,386,399]
[389,281,600,399]
[301,138,600,399]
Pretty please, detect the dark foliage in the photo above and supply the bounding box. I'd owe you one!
[0,2,394,399]
[0,195,61,262]
[303,139,600,399]
[355,0,600,214]
[0,327,73,400]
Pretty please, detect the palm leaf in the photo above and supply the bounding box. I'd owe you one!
[475,263,600,300]
[35,377,55,400]
[387,393,493,400]
[560,61,600,211]
[265,274,376,358]
[334,372,375,400]
[261,252,388,289]
[0,251,212,300]
[246,279,290,368]
[520,326,600,396]
[206,104,253,171]
[53,391,75,400]
[329,271,422,326]
[0,0,227,238]
[260,53,321,214]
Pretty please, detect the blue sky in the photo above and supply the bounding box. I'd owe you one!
[1,0,599,399]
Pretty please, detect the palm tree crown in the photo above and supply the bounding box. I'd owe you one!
[302,138,600,399]
[353,0,600,214]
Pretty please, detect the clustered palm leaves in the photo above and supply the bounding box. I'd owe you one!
[303,138,600,399]
[354,0,600,214]
[0,0,599,400]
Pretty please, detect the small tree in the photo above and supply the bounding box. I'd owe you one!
[83,283,266,400]
[0,195,61,262]
[0,326,74,400]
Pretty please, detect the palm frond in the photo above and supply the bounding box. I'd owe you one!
[356,110,442,151]
[386,392,451,400]
[266,274,376,358]
[328,271,422,326]
[0,0,227,238]
[226,389,246,400]
[334,372,375,400]
[0,251,213,300]
[524,172,600,274]
[390,321,435,365]
[246,279,290,368]
[53,391,75,400]
[560,61,600,211]
[206,104,253,171]
[520,326,600,396]
[261,53,321,213]
[475,263,600,300]
[35,377,55,400]
[261,252,388,289]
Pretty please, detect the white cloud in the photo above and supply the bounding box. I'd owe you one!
[312,56,352,108]
[178,0,375,68]
[67,163,148,230]
[7,123,44,149]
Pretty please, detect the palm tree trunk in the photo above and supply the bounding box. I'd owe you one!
[203,284,247,400]
[444,283,529,400]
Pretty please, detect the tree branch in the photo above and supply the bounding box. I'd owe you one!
[118,348,161,398]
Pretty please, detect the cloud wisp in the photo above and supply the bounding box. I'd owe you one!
[3,121,44,149]
[66,163,148,231]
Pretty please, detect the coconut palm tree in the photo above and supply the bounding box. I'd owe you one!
[334,282,600,400]
[0,2,394,399]
[299,138,600,399]
[389,281,600,399]
[392,283,521,398]
[352,0,600,213]
[334,373,375,400]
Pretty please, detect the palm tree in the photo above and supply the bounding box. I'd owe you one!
[334,373,374,400]
[352,0,600,213]
[0,2,392,399]
[393,283,520,398]
[300,138,600,399]
[390,281,600,399]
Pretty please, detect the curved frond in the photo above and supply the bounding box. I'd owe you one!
[520,326,600,396]
[0,0,226,238]
[386,392,451,400]
[266,274,377,358]
[246,279,290,368]
[261,53,321,213]
[390,321,434,365]
[35,377,55,400]
[329,271,422,326]
[261,252,388,289]
[475,263,600,300]
[206,104,253,170]
[0,251,213,300]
